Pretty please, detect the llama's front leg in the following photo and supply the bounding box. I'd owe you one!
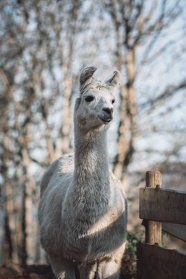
[49,256,76,279]
[98,259,121,279]
[78,262,97,279]
[98,243,126,279]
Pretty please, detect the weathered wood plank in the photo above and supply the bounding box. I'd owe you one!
[163,223,186,242]
[143,171,162,244]
[139,187,186,225]
[146,170,162,187]
[137,242,186,279]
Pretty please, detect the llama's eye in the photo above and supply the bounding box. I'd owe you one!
[85,96,94,102]
[112,99,115,104]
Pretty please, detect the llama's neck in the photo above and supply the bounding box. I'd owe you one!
[73,124,110,207]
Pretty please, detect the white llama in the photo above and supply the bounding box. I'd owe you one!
[38,66,128,279]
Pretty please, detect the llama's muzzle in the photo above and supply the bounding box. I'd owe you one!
[99,107,113,123]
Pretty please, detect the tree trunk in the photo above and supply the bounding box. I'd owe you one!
[1,79,19,264]
[113,47,136,182]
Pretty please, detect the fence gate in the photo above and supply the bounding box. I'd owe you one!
[137,170,186,279]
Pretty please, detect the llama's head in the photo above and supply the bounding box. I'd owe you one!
[75,66,122,132]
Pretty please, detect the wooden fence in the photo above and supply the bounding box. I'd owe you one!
[137,171,186,279]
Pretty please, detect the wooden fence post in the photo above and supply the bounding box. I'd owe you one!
[144,171,162,244]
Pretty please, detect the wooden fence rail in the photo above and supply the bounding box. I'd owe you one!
[162,223,186,242]
[137,170,186,279]
[139,187,186,224]
[137,242,186,279]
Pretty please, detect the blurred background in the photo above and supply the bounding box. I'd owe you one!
[0,0,186,268]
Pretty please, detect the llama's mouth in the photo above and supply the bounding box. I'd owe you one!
[98,116,112,124]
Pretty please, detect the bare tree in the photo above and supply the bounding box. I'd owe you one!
[0,0,83,265]
[103,0,186,182]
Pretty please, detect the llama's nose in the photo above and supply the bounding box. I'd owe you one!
[103,107,113,117]
[102,107,113,122]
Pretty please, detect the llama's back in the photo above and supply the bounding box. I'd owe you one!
[38,154,74,255]
[40,154,74,197]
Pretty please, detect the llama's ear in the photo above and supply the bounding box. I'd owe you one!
[79,66,97,92]
[106,70,122,88]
